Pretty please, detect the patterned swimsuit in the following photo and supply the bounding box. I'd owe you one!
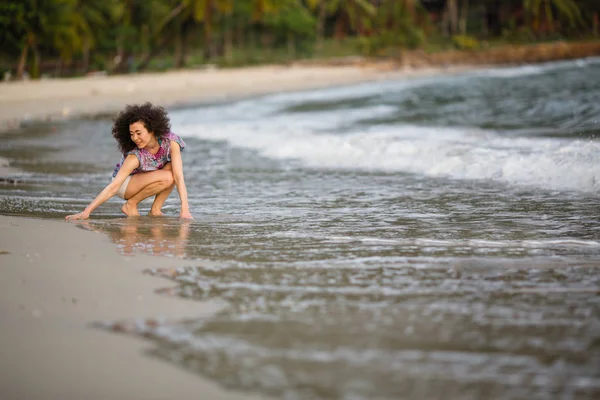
[112,132,186,178]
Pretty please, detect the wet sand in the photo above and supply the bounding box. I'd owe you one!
[0,215,266,400]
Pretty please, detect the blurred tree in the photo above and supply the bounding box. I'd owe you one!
[305,0,327,49]
[523,0,582,34]
[459,0,469,34]
[69,0,122,73]
[307,0,376,45]
[333,0,376,39]
[182,0,260,61]
[263,0,316,58]
[1,0,77,78]
[1,0,598,79]
[443,0,459,36]
[112,0,172,73]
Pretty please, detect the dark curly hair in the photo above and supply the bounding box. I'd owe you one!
[111,102,171,154]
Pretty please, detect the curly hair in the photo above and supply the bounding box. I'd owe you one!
[111,102,172,154]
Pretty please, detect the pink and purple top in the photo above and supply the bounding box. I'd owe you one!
[112,132,186,178]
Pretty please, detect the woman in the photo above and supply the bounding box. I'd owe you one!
[66,102,193,220]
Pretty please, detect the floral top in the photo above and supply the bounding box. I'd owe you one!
[112,132,186,178]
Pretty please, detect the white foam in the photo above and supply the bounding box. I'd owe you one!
[272,232,600,249]
[170,75,434,126]
[472,57,600,79]
[170,57,600,192]
[178,118,600,192]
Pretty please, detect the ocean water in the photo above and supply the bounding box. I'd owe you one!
[1,58,600,399]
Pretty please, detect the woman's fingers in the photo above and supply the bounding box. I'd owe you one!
[180,211,194,220]
[66,213,88,220]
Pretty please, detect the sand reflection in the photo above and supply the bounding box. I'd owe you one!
[76,217,191,258]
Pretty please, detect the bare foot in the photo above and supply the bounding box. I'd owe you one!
[148,209,164,217]
[121,202,140,217]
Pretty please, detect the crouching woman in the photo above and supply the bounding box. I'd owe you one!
[66,102,193,220]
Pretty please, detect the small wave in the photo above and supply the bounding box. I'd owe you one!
[473,57,600,79]
[181,122,600,192]
[269,232,600,249]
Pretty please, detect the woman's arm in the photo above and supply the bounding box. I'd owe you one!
[65,155,140,220]
[169,141,193,219]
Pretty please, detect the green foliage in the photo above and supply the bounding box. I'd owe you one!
[355,0,426,57]
[0,1,25,51]
[0,0,598,78]
[523,0,583,29]
[452,34,479,50]
[358,28,425,57]
[263,0,316,51]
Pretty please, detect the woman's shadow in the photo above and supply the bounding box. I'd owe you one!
[75,217,192,258]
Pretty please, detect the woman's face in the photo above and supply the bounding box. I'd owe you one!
[129,121,155,149]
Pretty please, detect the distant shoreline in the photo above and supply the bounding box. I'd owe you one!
[0,39,598,177]
[0,63,471,136]
[1,40,598,139]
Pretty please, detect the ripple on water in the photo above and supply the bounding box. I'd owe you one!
[96,262,600,400]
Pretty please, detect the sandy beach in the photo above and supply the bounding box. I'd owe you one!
[0,215,268,400]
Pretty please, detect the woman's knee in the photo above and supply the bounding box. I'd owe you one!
[160,171,174,187]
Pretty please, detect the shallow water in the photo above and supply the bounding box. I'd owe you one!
[1,58,600,399]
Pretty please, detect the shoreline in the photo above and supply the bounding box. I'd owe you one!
[1,39,598,137]
[0,63,474,136]
[0,215,267,400]
[0,61,479,179]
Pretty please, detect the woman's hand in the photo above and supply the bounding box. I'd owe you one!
[66,211,90,221]
[180,210,194,220]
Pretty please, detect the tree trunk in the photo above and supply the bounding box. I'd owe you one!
[111,51,131,74]
[334,14,347,41]
[32,44,41,79]
[177,28,189,68]
[235,15,245,49]
[82,37,90,73]
[137,36,170,71]
[287,31,295,59]
[459,0,469,35]
[17,41,29,79]
[544,0,554,33]
[480,4,488,36]
[316,1,326,50]
[249,26,257,51]
[174,17,183,68]
[224,14,234,62]
[404,0,416,21]
[261,31,273,49]
[55,59,63,77]
[594,12,599,37]
[203,0,213,61]
[445,0,459,36]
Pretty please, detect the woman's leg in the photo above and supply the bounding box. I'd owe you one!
[149,163,175,216]
[121,169,174,216]
[149,183,176,216]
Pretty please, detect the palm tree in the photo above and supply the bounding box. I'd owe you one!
[112,0,173,73]
[306,0,376,46]
[8,0,76,79]
[305,0,327,49]
[69,0,122,73]
[523,0,582,33]
[181,0,239,61]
